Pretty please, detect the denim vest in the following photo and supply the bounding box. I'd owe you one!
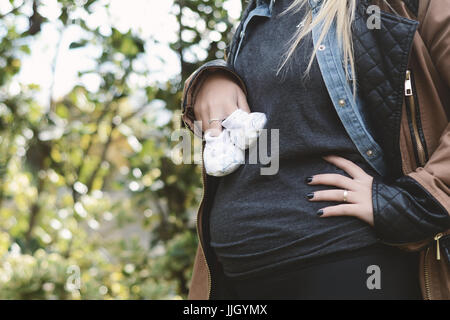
[231,0,387,176]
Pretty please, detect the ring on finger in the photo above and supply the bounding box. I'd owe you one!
[208,118,224,125]
[343,189,348,202]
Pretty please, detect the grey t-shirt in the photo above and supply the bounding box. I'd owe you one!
[209,0,379,277]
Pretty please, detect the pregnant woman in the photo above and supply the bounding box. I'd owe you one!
[181,0,450,299]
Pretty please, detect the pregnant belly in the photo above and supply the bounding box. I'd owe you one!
[208,158,378,275]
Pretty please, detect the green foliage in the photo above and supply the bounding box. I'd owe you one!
[0,0,239,299]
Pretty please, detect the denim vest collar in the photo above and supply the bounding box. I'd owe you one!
[308,0,324,10]
[258,0,275,14]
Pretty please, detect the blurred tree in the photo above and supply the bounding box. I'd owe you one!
[0,0,242,299]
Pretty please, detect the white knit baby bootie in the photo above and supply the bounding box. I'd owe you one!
[221,109,267,150]
[203,130,245,177]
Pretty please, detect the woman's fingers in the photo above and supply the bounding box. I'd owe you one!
[322,155,367,179]
[192,103,208,134]
[318,204,359,218]
[237,90,251,113]
[206,120,223,136]
[317,203,374,226]
[307,173,355,190]
[308,156,375,226]
[193,72,248,133]
[205,101,239,136]
[308,189,355,203]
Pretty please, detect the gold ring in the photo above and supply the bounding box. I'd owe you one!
[208,118,223,125]
[343,189,348,202]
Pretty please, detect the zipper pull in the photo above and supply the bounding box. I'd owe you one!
[434,233,443,260]
[405,70,413,96]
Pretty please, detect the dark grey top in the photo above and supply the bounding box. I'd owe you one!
[209,0,379,278]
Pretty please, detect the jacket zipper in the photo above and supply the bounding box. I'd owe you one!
[196,143,212,299]
[403,71,441,299]
[434,232,443,261]
[404,70,428,167]
[422,233,443,300]
[423,246,432,300]
[381,231,444,300]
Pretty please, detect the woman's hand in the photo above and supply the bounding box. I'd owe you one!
[194,71,250,136]
[306,155,375,226]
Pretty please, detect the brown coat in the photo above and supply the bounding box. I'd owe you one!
[181,0,450,300]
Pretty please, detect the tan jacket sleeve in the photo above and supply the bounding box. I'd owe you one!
[409,0,450,214]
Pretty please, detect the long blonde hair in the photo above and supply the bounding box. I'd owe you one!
[277,0,358,93]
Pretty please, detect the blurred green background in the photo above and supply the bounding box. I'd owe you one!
[0,0,245,299]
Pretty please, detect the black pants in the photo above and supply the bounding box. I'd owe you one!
[225,244,423,300]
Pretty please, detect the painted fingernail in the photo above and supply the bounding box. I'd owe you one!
[317,209,324,216]
[305,176,313,183]
[306,192,314,200]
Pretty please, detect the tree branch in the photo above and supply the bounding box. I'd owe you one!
[84,120,116,193]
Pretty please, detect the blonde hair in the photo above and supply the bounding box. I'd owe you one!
[277,0,358,93]
[277,0,398,95]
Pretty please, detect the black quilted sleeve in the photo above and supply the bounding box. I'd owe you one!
[372,175,450,243]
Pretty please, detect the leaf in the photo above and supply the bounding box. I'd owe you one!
[19,45,31,54]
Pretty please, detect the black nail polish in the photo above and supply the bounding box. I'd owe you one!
[305,176,313,183]
[306,192,314,200]
[317,209,324,216]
